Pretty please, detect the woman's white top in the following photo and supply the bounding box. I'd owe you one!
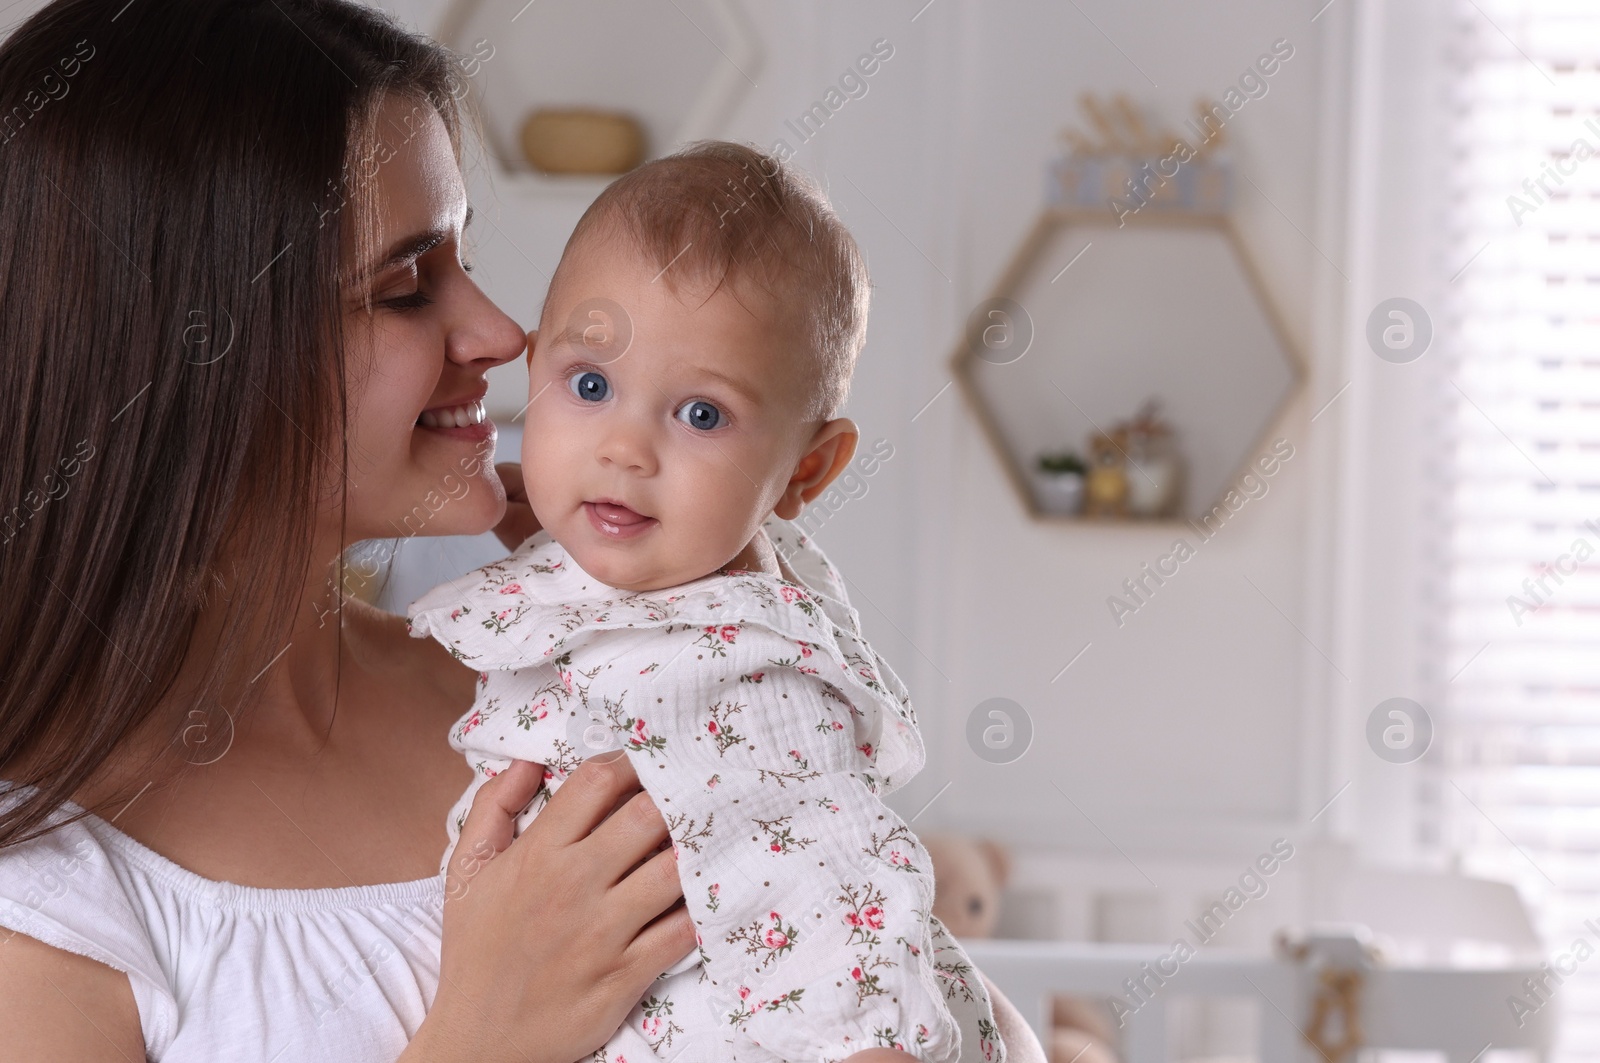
[0,786,443,1062]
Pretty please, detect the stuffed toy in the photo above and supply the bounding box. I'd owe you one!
[923,835,1120,1063]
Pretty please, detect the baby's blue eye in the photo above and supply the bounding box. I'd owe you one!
[570,370,609,402]
[676,400,723,431]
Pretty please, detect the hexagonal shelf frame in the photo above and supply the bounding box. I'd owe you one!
[434,0,762,191]
[949,207,1305,524]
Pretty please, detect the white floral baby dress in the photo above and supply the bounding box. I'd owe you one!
[407,518,1004,1063]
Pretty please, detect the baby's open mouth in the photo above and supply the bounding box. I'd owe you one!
[585,499,657,540]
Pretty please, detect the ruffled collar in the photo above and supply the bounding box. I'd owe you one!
[406,518,923,789]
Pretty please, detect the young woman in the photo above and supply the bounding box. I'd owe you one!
[0,1,1044,1060]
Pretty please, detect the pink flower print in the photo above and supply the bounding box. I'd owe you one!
[845,911,863,927]
[831,720,845,731]
[862,906,885,930]
[641,1016,662,1038]
[889,850,910,867]
[461,710,483,734]
[708,720,720,735]
[768,910,780,921]
[797,641,812,658]
[495,608,510,621]
[449,608,462,620]
[770,841,781,852]
[720,624,739,643]
[498,582,522,595]
[858,742,875,758]
[484,766,499,778]
[764,927,789,949]
[560,670,573,694]
[710,883,720,898]
[749,671,765,682]
[850,965,865,982]
[738,986,751,1001]
[780,585,800,603]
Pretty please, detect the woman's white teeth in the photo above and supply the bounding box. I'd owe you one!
[419,400,486,429]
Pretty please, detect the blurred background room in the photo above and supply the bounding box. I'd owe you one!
[305,0,1595,1058]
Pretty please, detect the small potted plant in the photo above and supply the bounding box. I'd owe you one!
[1033,450,1087,516]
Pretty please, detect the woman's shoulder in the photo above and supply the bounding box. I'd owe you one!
[0,783,448,1061]
[0,923,146,1061]
[0,793,180,1056]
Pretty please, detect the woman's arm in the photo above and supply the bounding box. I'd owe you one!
[985,973,1048,1063]
[0,929,145,1062]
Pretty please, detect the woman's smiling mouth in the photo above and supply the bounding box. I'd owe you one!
[416,396,494,442]
[418,398,487,429]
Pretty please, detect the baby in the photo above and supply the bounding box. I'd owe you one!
[408,142,1003,1063]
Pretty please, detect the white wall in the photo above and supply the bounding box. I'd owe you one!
[389,0,1352,865]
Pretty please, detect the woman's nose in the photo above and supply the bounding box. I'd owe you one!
[446,283,526,370]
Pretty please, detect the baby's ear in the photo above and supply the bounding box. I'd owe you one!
[773,419,858,521]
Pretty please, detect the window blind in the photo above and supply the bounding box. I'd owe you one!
[1439,0,1600,1054]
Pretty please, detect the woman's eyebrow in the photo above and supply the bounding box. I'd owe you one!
[358,205,474,281]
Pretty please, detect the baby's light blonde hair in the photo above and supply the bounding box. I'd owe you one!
[546,141,869,421]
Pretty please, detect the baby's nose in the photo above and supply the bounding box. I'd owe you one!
[595,417,658,475]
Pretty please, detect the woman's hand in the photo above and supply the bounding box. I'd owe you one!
[491,462,541,550]
[407,756,695,1063]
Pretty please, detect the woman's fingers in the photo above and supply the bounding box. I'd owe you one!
[492,462,541,550]
[609,845,684,927]
[530,753,644,848]
[446,761,542,896]
[430,753,695,1063]
[624,901,697,981]
[586,789,674,885]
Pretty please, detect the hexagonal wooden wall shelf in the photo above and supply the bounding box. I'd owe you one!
[435,0,762,189]
[950,206,1304,523]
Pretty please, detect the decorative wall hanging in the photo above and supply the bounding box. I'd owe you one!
[950,94,1304,523]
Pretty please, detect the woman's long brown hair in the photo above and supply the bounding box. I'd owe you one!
[0,0,474,847]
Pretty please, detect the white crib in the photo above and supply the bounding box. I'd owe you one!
[965,937,1556,1063]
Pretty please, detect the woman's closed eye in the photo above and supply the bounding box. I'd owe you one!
[382,289,433,311]
[379,258,474,312]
